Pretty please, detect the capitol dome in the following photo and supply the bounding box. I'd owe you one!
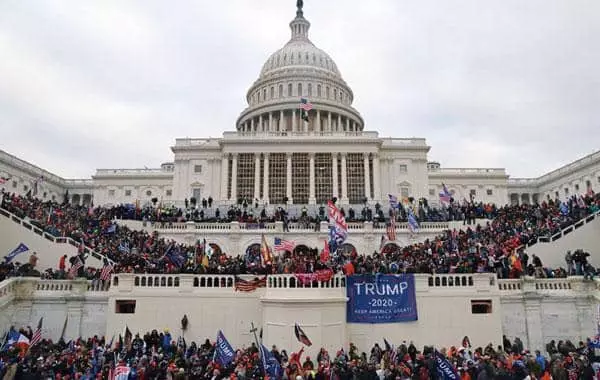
[236,2,364,134]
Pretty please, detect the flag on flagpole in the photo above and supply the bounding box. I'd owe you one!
[260,234,273,264]
[439,183,452,204]
[4,243,29,263]
[407,209,419,234]
[274,237,296,252]
[320,240,330,263]
[59,315,68,342]
[300,98,313,122]
[100,263,114,281]
[386,219,396,241]
[68,258,83,279]
[30,317,43,346]
[294,323,312,346]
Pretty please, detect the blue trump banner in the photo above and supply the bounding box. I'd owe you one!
[346,274,418,323]
[215,330,235,365]
[435,351,459,380]
[4,243,29,263]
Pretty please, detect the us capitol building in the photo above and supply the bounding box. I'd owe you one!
[1,2,599,211]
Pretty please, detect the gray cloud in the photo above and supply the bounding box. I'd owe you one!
[0,0,598,178]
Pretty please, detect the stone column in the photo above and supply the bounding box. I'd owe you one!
[337,114,342,133]
[263,154,270,203]
[250,118,255,133]
[279,110,284,132]
[346,117,350,132]
[332,154,339,199]
[523,297,544,351]
[341,153,348,203]
[327,112,332,132]
[231,153,238,201]
[364,153,371,200]
[258,114,263,132]
[221,154,229,201]
[372,153,381,201]
[269,112,273,132]
[286,153,293,204]
[254,154,261,201]
[292,109,297,132]
[309,153,316,204]
[316,109,321,132]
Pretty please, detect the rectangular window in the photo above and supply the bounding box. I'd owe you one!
[399,164,408,173]
[575,184,580,191]
[471,300,492,314]
[292,153,309,204]
[269,153,287,204]
[115,300,136,314]
[486,189,493,196]
[470,189,476,196]
[125,190,132,197]
[108,189,116,197]
[429,189,435,196]
[194,165,202,174]
[346,153,365,204]
[192,188,201,201]
[315,153,333,204]
[236,153,255,201]
[400,187,409,198]
[564,188,569,195]
[166,190,172,197]
[317,84,321,97]
[12,181,17,188]
[555,191,559,198]
[308,83,312,97]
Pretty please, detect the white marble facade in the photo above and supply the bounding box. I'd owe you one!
[0,3,597,210]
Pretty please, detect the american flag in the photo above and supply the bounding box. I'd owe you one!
[0,176,10,185]
[30,317,43,346]
[113,365,131,380]
[386,219,396,241]
[234,276,267,292]
[300,98,313,111]
[439,183,452,204]
[274,237,296,252]
[68,258,83,279]
[100,263,114,281]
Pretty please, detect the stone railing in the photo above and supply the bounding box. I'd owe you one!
[142,220,449,234]
[0,278,18,306]
[497,276,595,295]
[266,273,346,289]
[0,207,115,265]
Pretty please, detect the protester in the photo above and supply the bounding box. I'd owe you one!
[0,327,598,380]
[1,191,598,280]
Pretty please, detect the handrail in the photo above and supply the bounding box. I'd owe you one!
[0,207,114,265]
[524,209,600,249]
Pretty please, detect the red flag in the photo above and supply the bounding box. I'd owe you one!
[320,240,330,263]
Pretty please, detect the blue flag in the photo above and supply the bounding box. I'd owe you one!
[106,224,117,234]
[260,344,282,379]
[215,330,235,366]
[4,243,29,262]
[435,351,459,380]
[560,202,569,216]
[165,245,185,268]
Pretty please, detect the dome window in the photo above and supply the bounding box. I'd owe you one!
[288,83,292,96]
[313,53,316,63]
[277,55,281,65]
[290,54,294,63]
[305,53,309,62]
[308,83,312,96]
[334,89,337,100]
[326,86,330,99]
[317,84,322,97]
[270,86,274,99]
[278,84,283,97]
[283,53,287,63]
[297,83,302,96]
[263,88,267,101]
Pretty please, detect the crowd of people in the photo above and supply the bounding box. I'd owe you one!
[1,190,598,281]
[1,327,599,379]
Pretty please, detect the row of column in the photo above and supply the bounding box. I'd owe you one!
[240,110,360,133]
[220,153,381,204]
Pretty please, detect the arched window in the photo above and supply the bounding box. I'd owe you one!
[288,83,292,96]
[326,86,330,99]
[308,83,312,96]
[317,84,322,97]
[297,83,302,96]
[270,86,274,99]
[334,88,337,100]
[263,88,267,101]
[278,84,283,97]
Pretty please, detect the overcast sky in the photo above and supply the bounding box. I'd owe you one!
[0,0,598,179]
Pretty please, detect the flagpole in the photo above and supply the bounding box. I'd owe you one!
[250,322,267,378]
